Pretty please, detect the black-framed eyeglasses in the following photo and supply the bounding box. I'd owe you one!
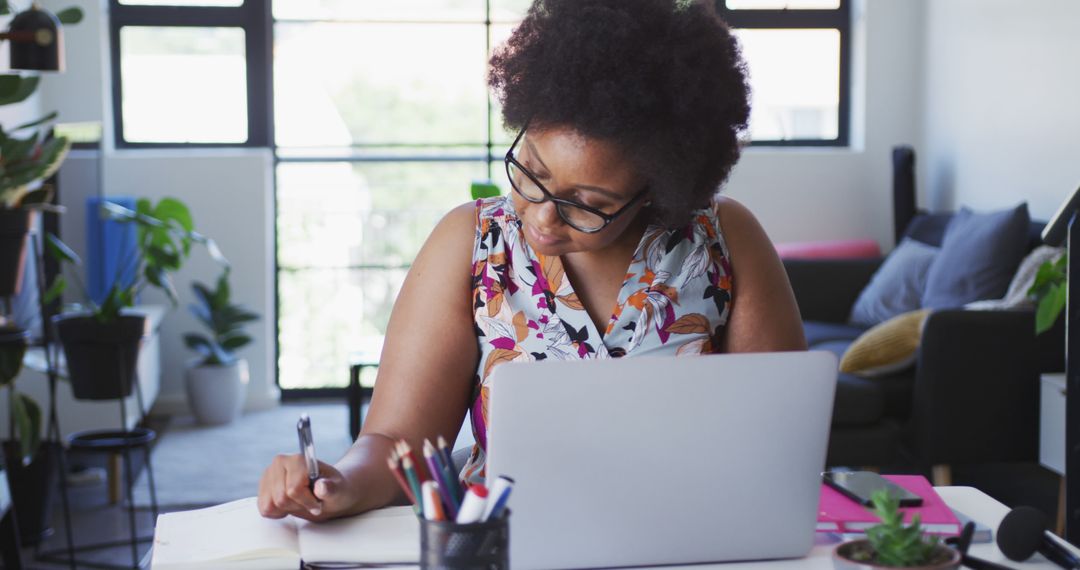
[504,126,647,233]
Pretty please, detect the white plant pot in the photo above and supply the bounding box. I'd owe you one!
[185,358,249,425]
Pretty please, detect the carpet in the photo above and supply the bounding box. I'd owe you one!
[132,402,355,508]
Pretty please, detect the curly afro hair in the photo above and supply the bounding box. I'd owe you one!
[489,0,750,228]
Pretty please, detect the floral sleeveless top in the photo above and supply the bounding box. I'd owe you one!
[460,196,734,483]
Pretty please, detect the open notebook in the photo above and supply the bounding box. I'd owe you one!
[151,497,419,569]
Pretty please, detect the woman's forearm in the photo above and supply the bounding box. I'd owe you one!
[334,433,407,516]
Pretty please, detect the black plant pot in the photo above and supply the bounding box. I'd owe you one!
[3,440,59,546]
[54,314,148,400]
[0,209,36,298]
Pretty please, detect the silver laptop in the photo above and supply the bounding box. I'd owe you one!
[486,350,837,570]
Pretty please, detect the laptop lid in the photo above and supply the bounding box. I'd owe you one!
[486,350,837,570]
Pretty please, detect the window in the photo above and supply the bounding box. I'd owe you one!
[273,1,529,393]
[109,1,271,147]
[720,0,851,146]
[108,0,851,396]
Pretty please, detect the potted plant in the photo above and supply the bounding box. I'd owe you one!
[48,197,226,401]
[0,1,84,298]
[0,2,84,545]
[833,490,961,569]
[183,269,258,425]
[1030,251,1066,335]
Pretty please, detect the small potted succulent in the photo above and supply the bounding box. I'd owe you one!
[183,269,258,425]
[833,490,961,569]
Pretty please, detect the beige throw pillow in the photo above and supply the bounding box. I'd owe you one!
[840,309,933,377]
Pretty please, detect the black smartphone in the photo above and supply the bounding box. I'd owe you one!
[823,471,923,507]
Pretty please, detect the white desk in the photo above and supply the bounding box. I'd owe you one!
[633,487,1056,569]
[399,487,1062,565]
[328,487,1068,569]
[157,487,1069,569]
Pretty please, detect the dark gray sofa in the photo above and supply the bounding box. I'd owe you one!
[785,213,1064,471]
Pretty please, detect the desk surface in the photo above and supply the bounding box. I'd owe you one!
[361,487,1065,569]
[660,486,1063,569]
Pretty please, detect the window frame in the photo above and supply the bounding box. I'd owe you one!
[718,0,851,147]
[108,0,274,148]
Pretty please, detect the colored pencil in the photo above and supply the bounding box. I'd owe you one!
[398,440,426,482]
[401,456,424,516]
[385,453,419,515]
[424,439,461,518]
[436,435,463,501]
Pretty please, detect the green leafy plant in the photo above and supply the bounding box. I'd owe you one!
[184,269,258,367]
[1029,252,1067,335]
[0,326,39,460]
[0,3,84,211]
[859,489,941,567]
[470,179,501,200]
[47,197,226,324]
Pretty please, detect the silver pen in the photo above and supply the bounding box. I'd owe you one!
[297,413,319,492]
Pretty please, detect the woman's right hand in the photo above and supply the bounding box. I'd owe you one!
[257,453,359,522]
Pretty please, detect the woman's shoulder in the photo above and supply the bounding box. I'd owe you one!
[474,195,518,225]
[708,195,776,265]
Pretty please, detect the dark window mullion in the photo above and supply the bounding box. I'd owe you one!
[111,4,250,27]
[244,0,272,147]
[721,10,847,29]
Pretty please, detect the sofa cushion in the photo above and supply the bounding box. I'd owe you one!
[903,213,953,247]
[922,203,1031,309]
[849,239,939,327]
[804,321,866,347]
[841,309,931,377]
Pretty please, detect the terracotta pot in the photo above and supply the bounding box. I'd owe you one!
[0,209,36,298]
[833,539,961,570]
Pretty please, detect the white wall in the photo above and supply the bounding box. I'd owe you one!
[921,0,1080,220]
[103,149,278,413]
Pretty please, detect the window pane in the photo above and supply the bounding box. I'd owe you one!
[491,0,531,21]
[273,0,485,22]
[488,23,518,148]
[276,160,486,390]
[726,0,840,8]
[275,23,488,147]
[120,27,247,143]
[735,28,839,141]
[121,0,242,5]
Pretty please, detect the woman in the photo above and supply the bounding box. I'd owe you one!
[258,0,805,522]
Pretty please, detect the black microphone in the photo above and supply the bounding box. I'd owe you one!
[997,506,1080,569]
[947,521,1018,569]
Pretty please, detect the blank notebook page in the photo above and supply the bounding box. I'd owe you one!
[152,497,300,569]
[296,505,419,564]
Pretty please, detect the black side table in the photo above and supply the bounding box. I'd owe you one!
[347,361,376,440]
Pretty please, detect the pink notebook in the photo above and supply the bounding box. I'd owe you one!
[816,474,961,535]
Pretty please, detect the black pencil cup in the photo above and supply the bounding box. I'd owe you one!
[419,511,510,570]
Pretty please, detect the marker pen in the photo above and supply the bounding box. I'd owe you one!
[421,481,446,521]
[455,484,489,524]
[481,475,514,521]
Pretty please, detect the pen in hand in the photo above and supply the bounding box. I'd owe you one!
[297,414,319,493]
